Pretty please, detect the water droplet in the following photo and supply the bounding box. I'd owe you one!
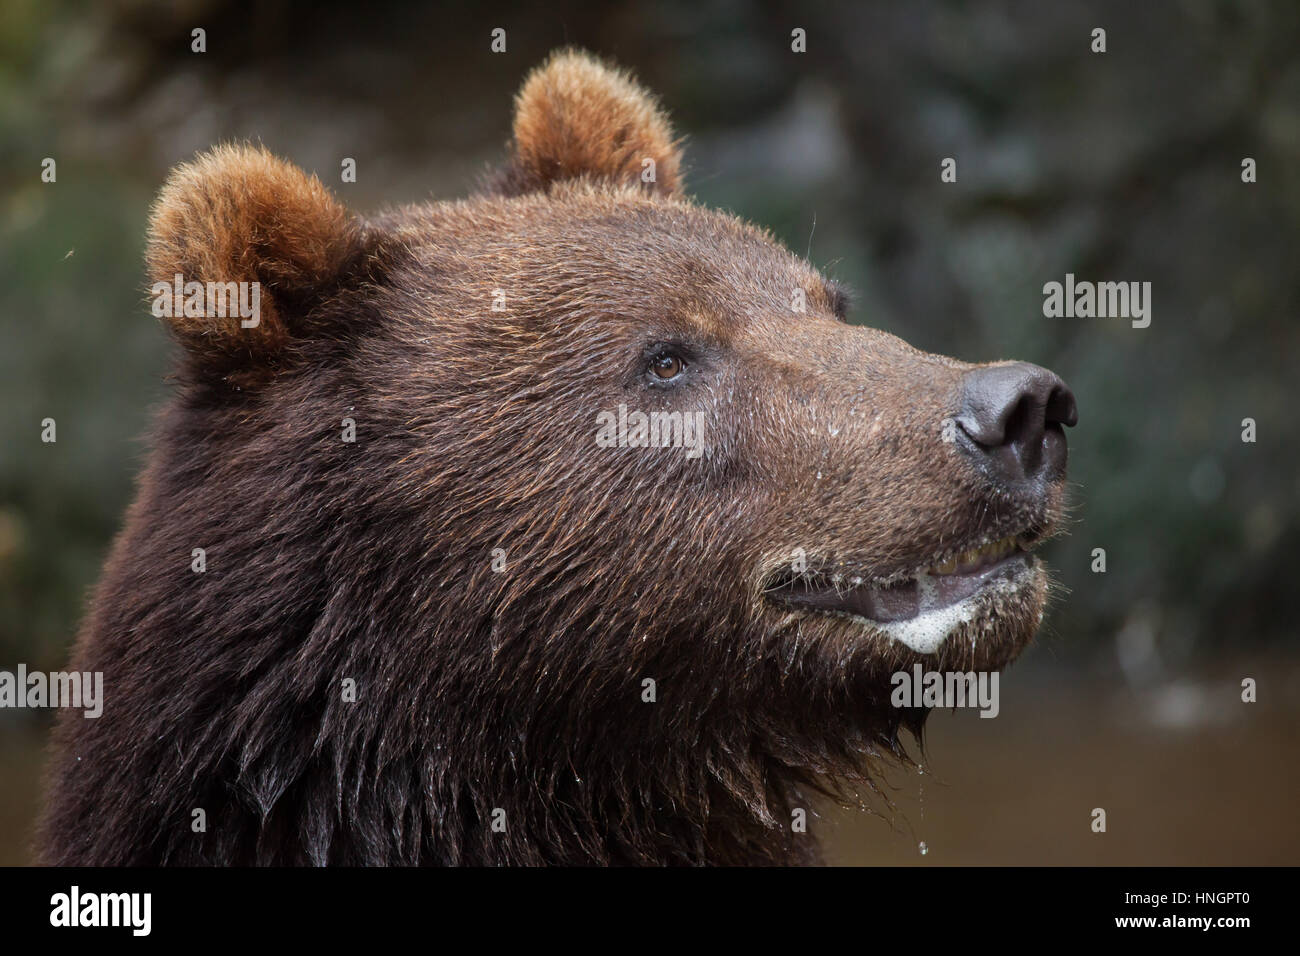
[918,841,929,856]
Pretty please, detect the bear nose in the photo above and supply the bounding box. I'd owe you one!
[956,362,1077,482]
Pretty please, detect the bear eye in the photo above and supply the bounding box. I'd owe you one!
[649,351,685,380]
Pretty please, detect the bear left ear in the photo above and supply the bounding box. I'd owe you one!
[497,49,683,197]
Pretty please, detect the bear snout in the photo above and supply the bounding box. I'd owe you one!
[954,361,1078,487]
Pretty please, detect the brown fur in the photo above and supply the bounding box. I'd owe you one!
[146,144,367,362]
[40,50,1067,866]
[496,50,682,196]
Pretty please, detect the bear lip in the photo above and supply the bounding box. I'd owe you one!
[763,533,1038,625]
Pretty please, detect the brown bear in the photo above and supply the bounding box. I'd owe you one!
[40,49,1075,866]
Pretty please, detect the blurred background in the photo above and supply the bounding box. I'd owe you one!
[1,0,1297,865]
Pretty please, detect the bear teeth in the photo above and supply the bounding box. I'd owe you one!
[927,536,1020,576]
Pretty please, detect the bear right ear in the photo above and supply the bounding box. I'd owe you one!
[496,49,683,198]
[147,144,368,373]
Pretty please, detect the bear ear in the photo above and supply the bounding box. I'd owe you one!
[147,144,365,367]
[499,49,683,197]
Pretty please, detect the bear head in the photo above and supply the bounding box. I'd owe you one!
[45,49,1076,865]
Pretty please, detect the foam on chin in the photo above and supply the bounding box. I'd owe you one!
[872,562,1034,653]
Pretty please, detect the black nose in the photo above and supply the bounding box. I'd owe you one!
[956,362,1077,483]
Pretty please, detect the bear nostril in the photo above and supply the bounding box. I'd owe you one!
[1045,382,1079,429]
[956,362,1077,483]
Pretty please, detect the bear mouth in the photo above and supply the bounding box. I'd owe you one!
[763,533,1040,654]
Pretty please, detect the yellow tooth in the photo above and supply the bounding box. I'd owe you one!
[929,536,1021,576]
